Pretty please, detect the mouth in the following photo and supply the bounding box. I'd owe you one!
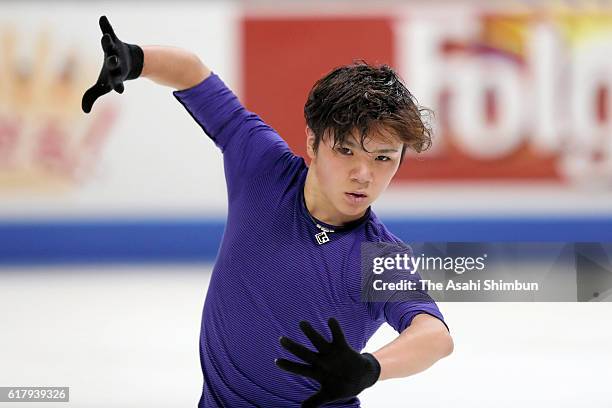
[344,192,368,205]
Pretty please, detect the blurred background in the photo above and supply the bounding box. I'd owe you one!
[1,1,611,407]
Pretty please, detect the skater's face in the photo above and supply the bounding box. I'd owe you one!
[306,126,402,224]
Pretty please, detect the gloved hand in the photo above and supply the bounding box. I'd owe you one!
[82,16,144,113]
[276,318,381,408]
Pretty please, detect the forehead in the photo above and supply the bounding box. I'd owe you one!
[345,128,402,150]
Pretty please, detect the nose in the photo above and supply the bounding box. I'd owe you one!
[350,156,373,185]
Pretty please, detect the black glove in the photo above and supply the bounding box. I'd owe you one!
[276,318,381,408]
[82,16,144,113]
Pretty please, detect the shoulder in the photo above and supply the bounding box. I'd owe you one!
[252,152,307,193]
[363,211,404,245]
[235,154,308,211]
[341,212,408,274]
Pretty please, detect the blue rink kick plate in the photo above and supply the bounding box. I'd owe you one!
[0,217,611,265]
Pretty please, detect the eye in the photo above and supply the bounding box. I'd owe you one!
[336,146,353,155]
[375,155,391,162]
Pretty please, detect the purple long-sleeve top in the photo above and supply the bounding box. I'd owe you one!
[173,73,446,407]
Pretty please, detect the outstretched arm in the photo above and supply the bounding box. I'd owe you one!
[82,15,211,113]
[82,15,293,199]
[140,45,210,91]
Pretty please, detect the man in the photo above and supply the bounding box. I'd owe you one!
[83,16,453,408]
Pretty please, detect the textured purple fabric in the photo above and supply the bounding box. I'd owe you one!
[173,74,446,408]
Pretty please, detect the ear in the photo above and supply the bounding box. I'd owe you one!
[305,126,316,160]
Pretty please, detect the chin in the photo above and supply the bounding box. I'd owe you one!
[336,193,372,220]
[340,202,369,217]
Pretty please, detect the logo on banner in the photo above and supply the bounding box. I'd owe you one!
[244,8,612,186]
[398,10,612,185]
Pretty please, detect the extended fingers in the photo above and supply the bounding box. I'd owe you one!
[275,358,317,379]
[111,80,124,94]
[99,16,117,39]
[280,336,317,364]
[81,82,111,113]
[299,321,330,352]
[101,33,114,54]
[328,318,348,347]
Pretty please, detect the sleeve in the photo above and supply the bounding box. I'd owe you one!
[173,73,293,198]
[380,295,448,334]
[362,242,449,334]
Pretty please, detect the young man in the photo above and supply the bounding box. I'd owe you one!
[83,16,453,408]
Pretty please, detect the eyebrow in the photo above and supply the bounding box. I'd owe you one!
[342,140,400,154]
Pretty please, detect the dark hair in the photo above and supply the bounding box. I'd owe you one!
[304,61,432,162]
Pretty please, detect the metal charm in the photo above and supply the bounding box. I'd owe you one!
[315,231,330,245]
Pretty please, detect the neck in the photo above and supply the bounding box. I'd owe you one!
[304,168,366,226]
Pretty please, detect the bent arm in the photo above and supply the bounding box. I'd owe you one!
[141,45,211,91]
[372,313,453,381]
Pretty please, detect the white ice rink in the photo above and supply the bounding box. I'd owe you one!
[1,265,611,407]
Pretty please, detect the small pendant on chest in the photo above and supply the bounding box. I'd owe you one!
[315,231,330,245]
